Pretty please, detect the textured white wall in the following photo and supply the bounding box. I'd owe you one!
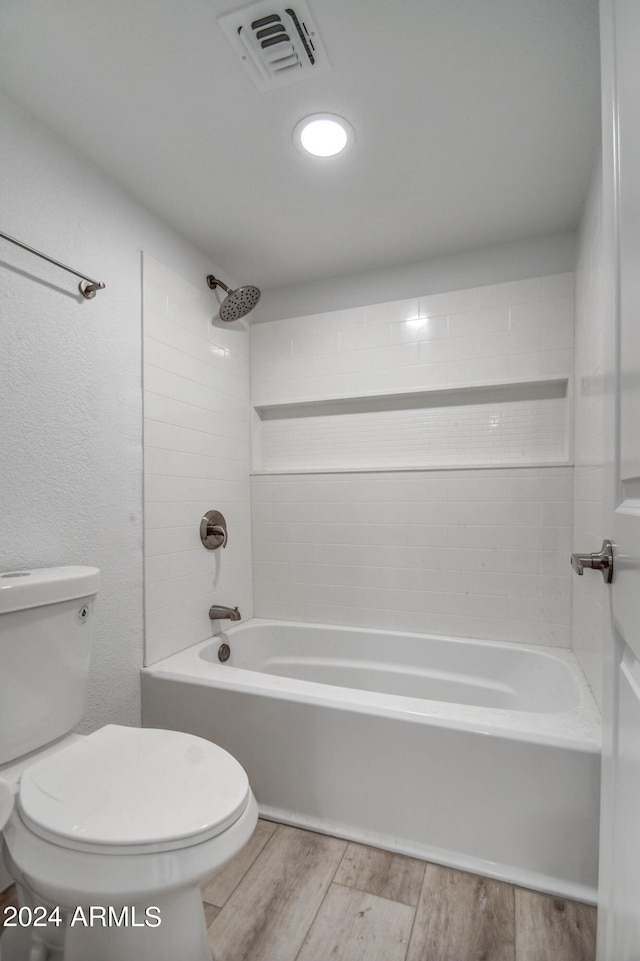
[143,255,253,664]
[0,92,221,730]
[572,160,607,709]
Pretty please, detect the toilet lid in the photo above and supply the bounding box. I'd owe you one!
[17,725,250,854]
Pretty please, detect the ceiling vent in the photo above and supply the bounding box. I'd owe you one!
[218,0,329,91]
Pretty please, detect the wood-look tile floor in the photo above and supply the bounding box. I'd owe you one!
[202,820,596,961]
[1,819,597,961]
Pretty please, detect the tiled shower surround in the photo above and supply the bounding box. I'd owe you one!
[251,273,574,647]
[251,469,572,645]
[141,266,576,657]
[143,255,253,665]
[257,394,568,472]
[251,273,574,408]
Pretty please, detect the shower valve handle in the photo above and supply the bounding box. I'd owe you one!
[200,510,228,550]
[209,525,227,548]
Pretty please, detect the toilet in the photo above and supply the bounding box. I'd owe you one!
[0,567,258,961]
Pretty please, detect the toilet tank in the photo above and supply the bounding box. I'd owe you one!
[0,566,100,766]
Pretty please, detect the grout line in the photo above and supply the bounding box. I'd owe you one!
[512,884,518,961]
[331,877,422,911]
[204,820,280,911]
[291,834,350,961]
[402,861,430,961]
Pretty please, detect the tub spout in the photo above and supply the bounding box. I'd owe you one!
[209,604,241,621]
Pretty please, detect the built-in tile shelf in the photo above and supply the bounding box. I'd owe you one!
[255,378,567,420]
[252,377,571,473]
[251,462,573,475]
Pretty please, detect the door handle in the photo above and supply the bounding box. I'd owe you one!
[571,539,614,583]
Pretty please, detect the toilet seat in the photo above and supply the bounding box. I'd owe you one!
[17,725,250,855]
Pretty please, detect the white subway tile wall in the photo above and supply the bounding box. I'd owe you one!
[251,273,575,646]
[143,255,253,665]
[251,273,574,408]
[572,170,606,709]
[253,274,573,471]
[251,468,572,646]
[259,397,568,471]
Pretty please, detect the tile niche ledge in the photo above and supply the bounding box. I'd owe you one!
[253,377,568,420]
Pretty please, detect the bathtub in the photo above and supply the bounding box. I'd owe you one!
[141,619,601,903]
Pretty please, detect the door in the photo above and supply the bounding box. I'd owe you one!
[598,1,640,957]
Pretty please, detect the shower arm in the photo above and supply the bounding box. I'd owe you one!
[206,275,231,294]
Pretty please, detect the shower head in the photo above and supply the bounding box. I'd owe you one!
[206,274,261,322]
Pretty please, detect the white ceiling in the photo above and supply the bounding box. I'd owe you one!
[0,0,600,291]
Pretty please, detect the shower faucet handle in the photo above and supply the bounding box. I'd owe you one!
[200,510,228,550]
[570,540,613,583]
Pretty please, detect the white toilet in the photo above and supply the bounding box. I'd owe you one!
[0,567,258,961]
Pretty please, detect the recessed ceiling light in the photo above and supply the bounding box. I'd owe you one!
[294,113,354,157]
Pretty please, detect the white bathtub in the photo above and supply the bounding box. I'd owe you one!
[141,619,601,902]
